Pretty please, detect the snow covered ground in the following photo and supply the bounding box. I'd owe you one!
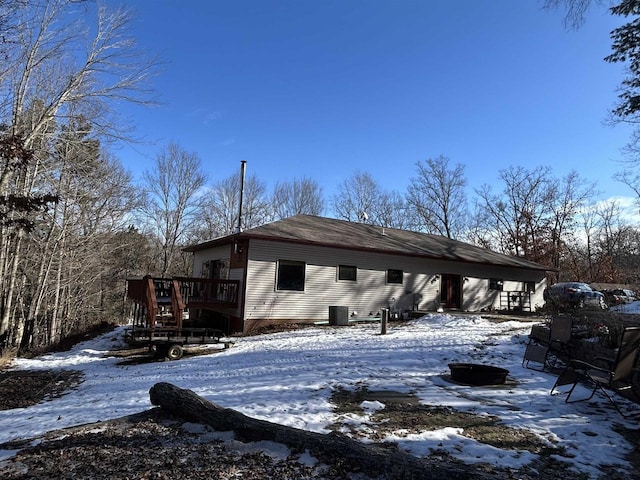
[1,311,639,477]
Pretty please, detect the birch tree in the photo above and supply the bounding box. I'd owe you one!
[0,1,156,350]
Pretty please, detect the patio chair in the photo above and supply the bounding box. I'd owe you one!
[550,326,640,417]
[522,315,573,371]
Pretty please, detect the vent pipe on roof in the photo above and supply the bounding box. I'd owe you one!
[236,160,246,233]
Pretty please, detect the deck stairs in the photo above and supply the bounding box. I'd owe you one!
[153,278,181,328]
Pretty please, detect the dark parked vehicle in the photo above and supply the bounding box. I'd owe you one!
[602,289,624,306]
[602,288,637,306]
[621,289,637,302]
[543,282,607,310]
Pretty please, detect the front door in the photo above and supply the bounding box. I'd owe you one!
[440,274,461,309]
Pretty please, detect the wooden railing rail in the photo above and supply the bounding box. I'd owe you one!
[171,279,185,329]
[127,276,239,328]
[145,277,159,325]
[174,277,240,307]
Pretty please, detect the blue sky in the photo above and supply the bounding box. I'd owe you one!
[110,0,635,209]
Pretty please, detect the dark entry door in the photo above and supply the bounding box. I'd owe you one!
[440,274,461,309]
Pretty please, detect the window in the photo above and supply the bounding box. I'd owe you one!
[277,260,305,291]
[338,265,357,282]
[489,278,504,291]
[213,259,229,279]
[201,260,211,279]
[201,259,229,279]
[525,281,536,293]
[387,269,403,284]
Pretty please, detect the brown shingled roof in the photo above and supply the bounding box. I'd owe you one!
[185,215,550,271]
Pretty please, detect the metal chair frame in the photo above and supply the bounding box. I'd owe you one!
[522,315,573,372]
[550,326,640,417]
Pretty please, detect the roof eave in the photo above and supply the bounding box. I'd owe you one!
[186,233,552,272]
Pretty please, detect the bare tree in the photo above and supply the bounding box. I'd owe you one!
[614,169,640,213]
[474,166,553,262]
[548,171,596,271]
[543,0,607,29]
[592,199,637,281]
[1,118,142,349]
[331,171,407,228]
[474,166,596,272]
[141,142,206,277]
[375,190,414,230]
[197,172,271,241]
[331,171,379,223]
[406,155,467,239]
[272,177,324,219]
[0,0,156,350]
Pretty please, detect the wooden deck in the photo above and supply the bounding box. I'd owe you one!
[126,276,239,330]
[124,276,240,358]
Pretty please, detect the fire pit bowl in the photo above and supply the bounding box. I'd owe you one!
[448,363,510,386]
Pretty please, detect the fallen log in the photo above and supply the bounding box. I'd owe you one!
[149,382,497,480]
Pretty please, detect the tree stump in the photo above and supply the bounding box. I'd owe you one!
[149,382,496,480]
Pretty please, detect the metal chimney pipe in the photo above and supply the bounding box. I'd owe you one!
[236,160,246,233]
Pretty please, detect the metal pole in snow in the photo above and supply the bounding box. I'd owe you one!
[381,308,388,335]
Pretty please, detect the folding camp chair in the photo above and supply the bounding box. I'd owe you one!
[550,326,640,417]
[522,315,573,371]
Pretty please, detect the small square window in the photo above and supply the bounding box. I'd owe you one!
[489,278,503,291]
[387,269,403,284]
[525,281,536,293]
[277,260,305,291]
[338,265,357,282]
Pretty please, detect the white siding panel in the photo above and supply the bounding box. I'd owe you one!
[243,239,547,321]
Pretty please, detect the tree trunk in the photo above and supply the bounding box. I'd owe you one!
[0,230,25,347]
[149,382,495,480]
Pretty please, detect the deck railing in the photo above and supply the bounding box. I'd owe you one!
[127,276,239,313]
[499,291,532,312]
[173,277,240,308]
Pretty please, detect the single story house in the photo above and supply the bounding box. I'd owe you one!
[183,215,550,333]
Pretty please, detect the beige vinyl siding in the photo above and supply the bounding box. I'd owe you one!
[192,246,231,278]
[243,239,546,321]
[244,240,436,321]
[463,276,545,311]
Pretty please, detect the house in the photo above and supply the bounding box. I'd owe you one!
[182,215,550,333]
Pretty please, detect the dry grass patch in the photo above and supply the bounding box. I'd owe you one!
[0,347,18,370]
[328,385,560,455]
